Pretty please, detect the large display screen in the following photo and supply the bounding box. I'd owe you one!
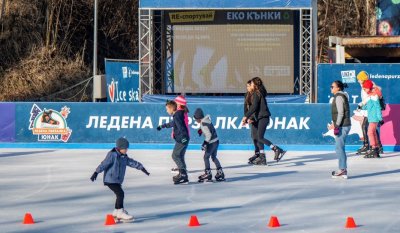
[167,10,295,94]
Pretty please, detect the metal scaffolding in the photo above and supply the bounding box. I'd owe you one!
[299,9,313,102]
[140,9,314,101]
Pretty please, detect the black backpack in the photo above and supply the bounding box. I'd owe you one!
[379,97,386,111]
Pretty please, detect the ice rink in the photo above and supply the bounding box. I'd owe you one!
[1,148,399,233]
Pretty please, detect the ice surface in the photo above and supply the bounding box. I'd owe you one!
[0,149,399,233]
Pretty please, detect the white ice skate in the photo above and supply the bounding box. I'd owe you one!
[112,209,118,219]
[116,208,134,222]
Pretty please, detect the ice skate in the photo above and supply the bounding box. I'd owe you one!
[252,153,267,165]
[112,209,118,220]
[331,169,348,179]
[378,145,384,154]
[173,169,189,185]
[116,208,134,222]
[356,145,369,155]
[364,148,380,158]
[215,168,225,182]
[198,169,213,183]
[248,152,260,164]
[273,146,286,162]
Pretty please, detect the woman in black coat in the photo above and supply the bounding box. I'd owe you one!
[242,77,286,165]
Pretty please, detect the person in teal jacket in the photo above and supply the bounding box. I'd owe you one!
[361,80,383,158]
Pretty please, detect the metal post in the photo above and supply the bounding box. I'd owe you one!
[93,0,98,76]
[92,0,98,102]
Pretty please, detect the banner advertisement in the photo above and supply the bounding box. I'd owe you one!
[7,102,400,146]
[317,64,400,104]
[104,59,140,102]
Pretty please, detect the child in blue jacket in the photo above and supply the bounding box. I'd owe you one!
[90,137,150,222]
[157,100,190,185]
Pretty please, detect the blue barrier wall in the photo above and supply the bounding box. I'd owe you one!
[1,102,400,150]
[1,102,363,145]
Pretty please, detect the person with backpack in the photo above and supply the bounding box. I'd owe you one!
[360,80,383,158]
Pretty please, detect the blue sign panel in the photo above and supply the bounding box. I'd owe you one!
[317,64,400,104]
[104,59,140,102]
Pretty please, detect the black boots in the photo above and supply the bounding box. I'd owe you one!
[273,146,286,162]
[364,148,381,158]
[173,169,189,184]
[252,153,267,165]
[248,152,260,164]
[198,169,212,183]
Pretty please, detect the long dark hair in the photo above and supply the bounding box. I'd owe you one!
[245,80,253,106]
[251,77,267,96]
[332,80,348,91]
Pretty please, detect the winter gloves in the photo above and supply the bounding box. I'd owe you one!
[201,141,209,151]
[90,172,98,182]
[141,167,150,176]
[197,129,203,136]
[157,125,163,131]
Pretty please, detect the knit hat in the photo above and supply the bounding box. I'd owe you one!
[174,95,187,106]
[116,137,129,149]
[193,108,205,120]
[362,80,374,89]
[357,71,369,81]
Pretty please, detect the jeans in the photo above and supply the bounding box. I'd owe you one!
[335,126,350,170]
[172,142,188,170]
[106,183,124,209]
[204,141,221,170]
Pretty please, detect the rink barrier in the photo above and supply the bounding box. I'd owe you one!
[0,102,399,150]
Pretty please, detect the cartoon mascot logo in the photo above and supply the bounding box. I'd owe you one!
[29,104,72,142]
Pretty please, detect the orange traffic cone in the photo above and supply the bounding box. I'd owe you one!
[345,217,357,228]
[188,215,200,227]
[104,214,116,225]
[268,216,281,228]
[23,213,35,224]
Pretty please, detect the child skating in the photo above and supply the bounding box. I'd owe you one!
[90,137,150,222]
[193,108,225,182]
[157,100,190,185]
[170,95,190,174]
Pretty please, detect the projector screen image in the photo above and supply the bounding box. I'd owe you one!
[171,24,294,93]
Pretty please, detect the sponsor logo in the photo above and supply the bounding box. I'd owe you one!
[29,104,72,142]
[169,11,215,23]
[121,66,139,79]
[341,70,356,83]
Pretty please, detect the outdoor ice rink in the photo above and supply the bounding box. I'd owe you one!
[1,148,399,233]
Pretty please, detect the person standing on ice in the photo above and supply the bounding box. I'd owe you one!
[241,77,286,165]
[328,80,351,179]
[170,95,190,174]
[90,137,150,222]
[193,108,225,182]
[243,80,261,164]
[157,100,190,185]
[355,71,383,155]
[359,80,383,158]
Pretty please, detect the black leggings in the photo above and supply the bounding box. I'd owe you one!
[250,123,260,152]
[255,117,273,150]
[106,184,124,209]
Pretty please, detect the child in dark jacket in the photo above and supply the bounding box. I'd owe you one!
[194,108,225,182]
[157,100,190,185]
[90,137,150,222]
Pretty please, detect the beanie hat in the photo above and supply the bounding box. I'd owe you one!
[116,137,129,149]
[193,108,205,120]
[174,95,187,106]
[357,71,369,81]
[362,80,374,89]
